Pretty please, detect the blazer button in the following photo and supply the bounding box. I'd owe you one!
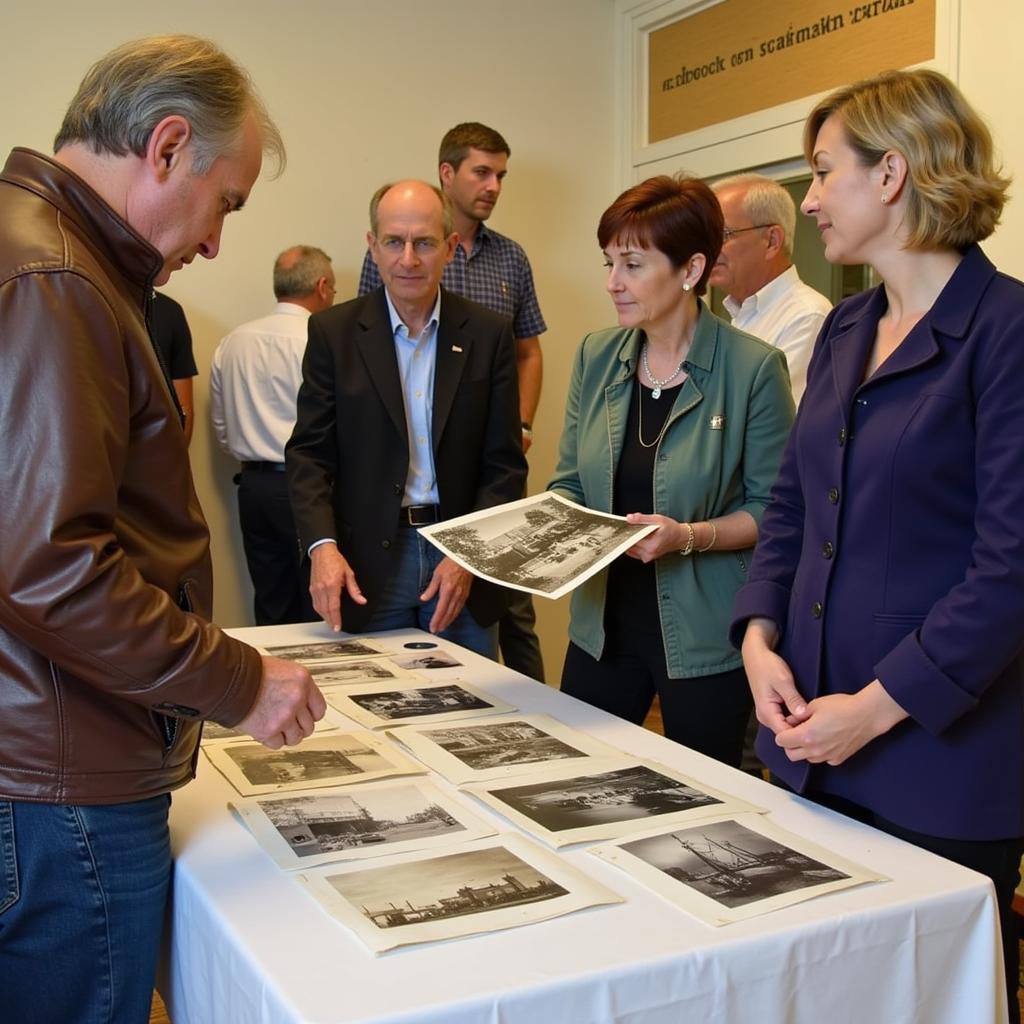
[827,487,839,504]
[382,539,391,549]
[811,601,823,618]
[822,541,834,559]
[393,484,402,495]
[838,427,847,446]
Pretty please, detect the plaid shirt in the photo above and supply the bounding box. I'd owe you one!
[359,222,546,340]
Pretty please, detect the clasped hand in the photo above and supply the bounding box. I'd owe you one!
[743,628,906,766]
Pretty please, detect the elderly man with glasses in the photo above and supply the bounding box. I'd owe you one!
[710,174,832,403]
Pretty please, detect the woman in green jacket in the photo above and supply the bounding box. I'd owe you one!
[548,175,794,766]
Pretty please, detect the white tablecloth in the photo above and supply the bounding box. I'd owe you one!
[159,623,1008,1024]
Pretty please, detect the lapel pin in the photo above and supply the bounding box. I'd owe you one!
[451,345,463,353]
[710,415,725,430]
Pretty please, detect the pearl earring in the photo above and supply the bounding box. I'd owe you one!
[683,283,691,292]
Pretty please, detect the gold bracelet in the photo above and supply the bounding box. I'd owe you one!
[697,520,717,553]
[679,522,695,556]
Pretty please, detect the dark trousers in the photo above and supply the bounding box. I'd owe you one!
[498,589,545,681]
[795,787,1023,1024]
[560,635,753,768]
[237,466,315,626]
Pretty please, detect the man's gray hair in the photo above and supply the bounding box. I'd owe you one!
[713,173,796,258]
[273,246,332,299]
[368,182,454,237]
[54,34,285,177]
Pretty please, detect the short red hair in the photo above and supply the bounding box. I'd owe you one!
[598,175,723,296]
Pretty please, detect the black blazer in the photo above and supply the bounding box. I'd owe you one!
[286,287,526,630]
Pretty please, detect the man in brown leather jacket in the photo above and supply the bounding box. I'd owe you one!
[0,35,325,1023]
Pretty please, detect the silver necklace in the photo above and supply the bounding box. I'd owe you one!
[637,380,679,449]
[642,342,687,399]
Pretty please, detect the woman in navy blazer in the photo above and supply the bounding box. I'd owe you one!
[731,69,1024,1016]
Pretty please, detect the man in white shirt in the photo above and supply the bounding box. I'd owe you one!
[210,245,335,624]
[710,174,831,403]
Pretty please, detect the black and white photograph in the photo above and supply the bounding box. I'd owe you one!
[326,680,514,730]
[201,707,348,746]
[306,658,422,688]
[390,714,623,784]
[392,649,464,672]
[202,732,424,796]
[590,813,885,926]
[295,834,623,954]
[463,761,761,847]
[260,637,391,664]
[232,779,496,870]
[419,492,656,599]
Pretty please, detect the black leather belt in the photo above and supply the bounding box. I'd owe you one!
[241,461,286,473]
[400,504,441,527]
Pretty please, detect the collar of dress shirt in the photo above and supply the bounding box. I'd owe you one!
[272,301,312,318]
[723,263,799,322]
[383,287,442,340]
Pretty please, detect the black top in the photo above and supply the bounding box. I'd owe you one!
[606,378,683,638]
[150,292,197,380]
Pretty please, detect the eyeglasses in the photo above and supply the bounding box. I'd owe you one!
[376,236,444,255]
[722,224,774,241]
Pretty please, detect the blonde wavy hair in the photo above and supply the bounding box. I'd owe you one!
[803,69,1009,250]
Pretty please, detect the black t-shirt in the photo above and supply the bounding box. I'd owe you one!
[149,292,197,380]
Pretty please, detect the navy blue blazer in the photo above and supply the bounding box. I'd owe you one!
[732,245,1024,840]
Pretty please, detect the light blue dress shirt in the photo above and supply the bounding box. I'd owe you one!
[384,288,440,506]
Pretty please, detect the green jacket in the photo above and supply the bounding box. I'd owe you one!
[548,304,794,678]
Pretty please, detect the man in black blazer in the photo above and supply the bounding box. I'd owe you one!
[286,180,526,657]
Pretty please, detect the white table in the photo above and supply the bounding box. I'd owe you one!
[159,623,1008,1024]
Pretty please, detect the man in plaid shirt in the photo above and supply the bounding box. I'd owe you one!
[359,123,547,682]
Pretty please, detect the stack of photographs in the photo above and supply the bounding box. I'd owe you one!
[203,731,425,796]
[589,813,886,926]
[232,778,497,869]
[388,713,623,784]
[295,834,623,954]
[461,759,761,848]
[326,680,514,730]
[206,630,885,951]
[418,491,657,600]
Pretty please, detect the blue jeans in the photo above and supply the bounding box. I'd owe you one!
[0,795,172,1024]
[365,527,498,659]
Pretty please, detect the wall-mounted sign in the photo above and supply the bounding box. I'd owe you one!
[648,0,935,144]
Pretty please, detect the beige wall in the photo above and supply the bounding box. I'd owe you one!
[1,1,617,678]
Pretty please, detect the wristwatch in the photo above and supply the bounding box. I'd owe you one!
[521,421,533,441]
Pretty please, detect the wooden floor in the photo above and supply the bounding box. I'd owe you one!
[149,697,1023,1023]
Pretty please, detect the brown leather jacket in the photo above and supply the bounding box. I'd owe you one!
[0,148,262,804]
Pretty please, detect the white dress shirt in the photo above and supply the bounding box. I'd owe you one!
[210,302,311,463]
[723,265,832,403]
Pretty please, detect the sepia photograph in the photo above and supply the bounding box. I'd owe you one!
[419,492,656,599]
[463,760,761,847]
[590,813,886,926]
[391,649,464,672]
[326,680,514,730]
[201,707,348,746]
[295,833,623,954]
[260,637,391,664]
[232,779,496,870]
[202,732,425,796]
[306,658,422,688]
[390,713,624,784]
